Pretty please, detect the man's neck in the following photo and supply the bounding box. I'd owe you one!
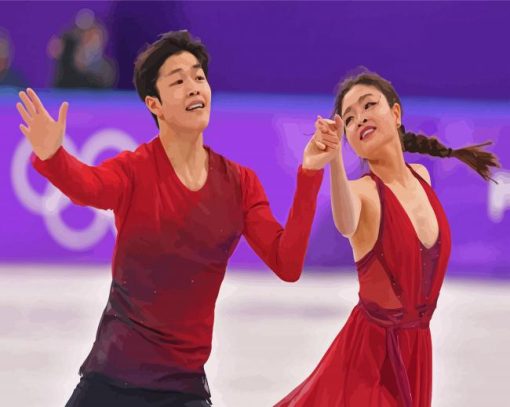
[159,124,209,190]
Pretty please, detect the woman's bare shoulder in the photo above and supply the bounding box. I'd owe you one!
[409,163,432,185]
[349,174,377,197]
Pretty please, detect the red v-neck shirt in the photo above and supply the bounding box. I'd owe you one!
[32,136,323,398]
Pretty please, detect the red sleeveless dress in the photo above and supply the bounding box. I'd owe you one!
[275,164,451,407]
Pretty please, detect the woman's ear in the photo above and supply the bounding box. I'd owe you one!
[392,103,402,127]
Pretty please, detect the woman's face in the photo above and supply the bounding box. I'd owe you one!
[340,84,401,160]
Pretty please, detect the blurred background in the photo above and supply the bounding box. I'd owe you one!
[1,1,509,406]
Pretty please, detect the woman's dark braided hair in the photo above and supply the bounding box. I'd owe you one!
[333,69,500,182]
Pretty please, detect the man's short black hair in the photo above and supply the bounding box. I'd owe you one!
[133,30,209,126]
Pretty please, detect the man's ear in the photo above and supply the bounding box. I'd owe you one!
[145,95,163,119]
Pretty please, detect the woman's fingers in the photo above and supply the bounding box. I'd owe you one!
[314,133,339,150]
[321,133,340,144]
[334,114,345,137]
[334,113,343,128]
[320,118,336,125]
[317,124,339,142]
[314,114,342,151]
[315,140,327,150]
[318,139,339,150]
[319,117,337,130]
[319,126,337,139]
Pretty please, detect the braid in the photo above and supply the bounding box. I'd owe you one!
[333,69,501,183]
[401,126,452,158]
[400,125,501,183]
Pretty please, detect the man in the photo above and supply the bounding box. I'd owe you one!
[16,30,341,406]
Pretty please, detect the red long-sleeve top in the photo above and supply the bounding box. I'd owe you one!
[32,136,323,398]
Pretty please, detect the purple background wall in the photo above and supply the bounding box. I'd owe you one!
[2,90,509,277]
[1,1,509,277]
[1,1,510,98]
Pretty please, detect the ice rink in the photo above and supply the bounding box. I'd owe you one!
[1,265,509,407]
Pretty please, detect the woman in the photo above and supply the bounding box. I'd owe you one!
[275,71,499,407]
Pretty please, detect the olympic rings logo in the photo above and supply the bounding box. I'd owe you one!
[11,129,138,251]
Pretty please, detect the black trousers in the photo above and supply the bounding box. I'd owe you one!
[65,375,212,407]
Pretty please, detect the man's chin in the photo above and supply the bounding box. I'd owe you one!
[166,115,210,135]
[184,118,210,134]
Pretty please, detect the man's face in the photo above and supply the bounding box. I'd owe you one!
[147,51,211,133]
